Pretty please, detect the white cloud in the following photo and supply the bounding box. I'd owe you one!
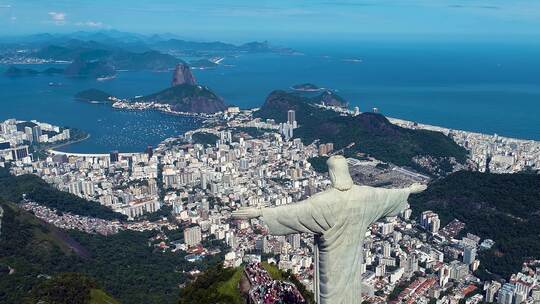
[75,21,104,28]
[0,4,12,9]
[48,11,66,25]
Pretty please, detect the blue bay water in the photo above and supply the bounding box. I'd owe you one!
[0,68,201,153]
[1,41,539,153]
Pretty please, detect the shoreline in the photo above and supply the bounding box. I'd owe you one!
[47,133,91,151]
[47,98,540,158]
[387,116,539,145]
[47,106,540,159]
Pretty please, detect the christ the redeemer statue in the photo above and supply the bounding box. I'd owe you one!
[232,155,426,304]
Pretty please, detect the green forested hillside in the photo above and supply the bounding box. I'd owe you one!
[0,167,125,220]
[409,171,540,279]
[0,200,222,304]
[25,272,119,304]
[0,201,84,303]
[256,90,467,174]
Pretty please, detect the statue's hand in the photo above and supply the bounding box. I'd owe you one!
[231,207,262,220]
[409,183,428,194]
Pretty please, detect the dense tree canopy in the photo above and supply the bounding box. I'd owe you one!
[409,171,540,278]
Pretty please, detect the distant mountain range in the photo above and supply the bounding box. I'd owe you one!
[0,30,294,53]
[0,30,294,78]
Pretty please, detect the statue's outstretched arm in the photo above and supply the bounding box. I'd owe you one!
[261,198,330,235]
[232,192,333,235]
[368,183,426,223]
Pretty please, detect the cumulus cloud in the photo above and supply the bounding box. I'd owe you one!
[48,11,66,24]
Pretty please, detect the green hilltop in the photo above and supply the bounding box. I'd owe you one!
[255,90,468,175]
[135,84,226,114]
[178,262,314,304]
[26,272,119,304]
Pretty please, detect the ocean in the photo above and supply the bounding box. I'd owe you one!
[1,40,539,153]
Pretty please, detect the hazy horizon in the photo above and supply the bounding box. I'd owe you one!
[1,1,540,44]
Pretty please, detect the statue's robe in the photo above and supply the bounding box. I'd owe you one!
[261,185,410,304]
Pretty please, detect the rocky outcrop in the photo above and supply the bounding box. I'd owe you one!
[135,84,226,114]
[314,90,348,108]
[136,65,225,113]
[291,83,321,92]
[171,63,196,86]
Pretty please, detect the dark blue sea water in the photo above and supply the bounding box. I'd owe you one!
[1,40,539,153]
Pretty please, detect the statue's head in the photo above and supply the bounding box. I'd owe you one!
[326,155,353,191]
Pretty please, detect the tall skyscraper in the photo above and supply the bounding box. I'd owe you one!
[319,144,327,156]
[382,242,392,258]
[497,283,515,304]
[32,125,42,143]
[145,145,153,158]
[240,158,249,171]
[110,150,119,163]
[148,179,158,196]
[420,210,440,233]
[287,110,296,125]
[287,233,301,249]
[184,226,202,247]
[485,281,502,303]
[463,246,477,265]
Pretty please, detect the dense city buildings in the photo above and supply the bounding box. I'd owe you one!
[0,118,72,163]
[2,105,540,303]
[390,118,540,174]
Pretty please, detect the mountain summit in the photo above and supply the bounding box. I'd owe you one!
[172,63,197,86]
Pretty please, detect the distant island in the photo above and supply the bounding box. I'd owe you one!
[134,63,226,114]
[189,59,219,69]
[75,89,113,103]
[4,66,64,77]
[135,84,225,114]
[291,83,323,92]
[76,63,226,113]
[5,62,115,79]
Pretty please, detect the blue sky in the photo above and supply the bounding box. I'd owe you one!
[1,0,539,42]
